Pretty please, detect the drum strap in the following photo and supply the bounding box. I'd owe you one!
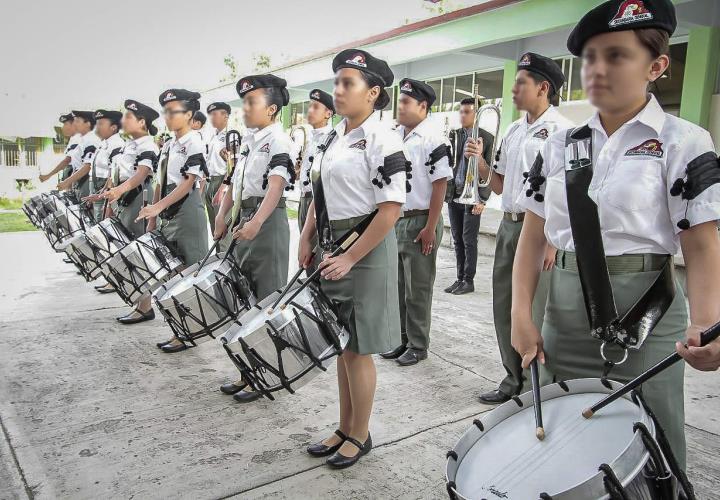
[312,130,338,249]
[564,127,675,363]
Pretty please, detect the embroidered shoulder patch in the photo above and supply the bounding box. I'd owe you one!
[625,139,663,158]
[259,143,270,153]
[349,139,367,150]
[533,128,549,140]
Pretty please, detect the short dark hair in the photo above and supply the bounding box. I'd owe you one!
[358,71,387,109]
[460,98,475,107]
[635,28,670,59]
[192,111,206,125]
[264,87,284,119]
[526,71,560,106]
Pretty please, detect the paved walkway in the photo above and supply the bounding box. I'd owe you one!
[0,225,718,499]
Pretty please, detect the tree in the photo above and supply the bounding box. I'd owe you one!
[252,53,272,72]
[219,54,239,84]
[420,0,464,16]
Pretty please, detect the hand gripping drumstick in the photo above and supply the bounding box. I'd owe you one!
[530,358,545,441]
[583,320,720,419]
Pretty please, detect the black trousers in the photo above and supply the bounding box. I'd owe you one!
[447,200,481,282]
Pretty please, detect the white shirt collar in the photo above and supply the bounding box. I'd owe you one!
[251,122,283,143]
[131,134,153,147]
[398,115,434,140]
[311,123,333,138]
[587,94,666,137]
[526,105,559,130]
[335,110,382,138]
[176,129,200,146]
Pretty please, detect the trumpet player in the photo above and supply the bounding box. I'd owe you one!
[297,89,334,232]
[204,102,232,235]
[444,99,493,296]
[380,79,452,366]
[470,53,573,405]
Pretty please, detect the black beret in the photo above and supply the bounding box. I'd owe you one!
[124,99,159,136]
[399,78,436,107]
[517,53,565,96]
[207,102,231,114]
[94,109,123,125]
[72,110,96,123]
[309,89,335,113]
[236,74,290,106]
[332,49,394,109]
[158,88,201,111]
[567,0,676,56]
[59,113,74,123]
[192,111,206,125]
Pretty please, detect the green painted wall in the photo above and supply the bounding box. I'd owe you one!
[500,60,520,134]
[679,26,720,128]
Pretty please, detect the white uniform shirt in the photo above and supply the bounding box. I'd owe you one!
[520,95,720,255]
[231,122,297,201]
[396,117,453,211]
[206,128,228,177]
[93,133,125,180]
[300,124,333,195]
[112,135,159,184]
[64,133,81,159]
[161,130,205,187]
[310,111,407,220]
[71,131,101,172]
[494,106,574,214]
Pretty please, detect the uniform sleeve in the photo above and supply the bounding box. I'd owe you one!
[266,136,297,185]
[366,129,407,206]
[426,135,453,183]
[518,133,555,219]
[81,140,98,164]
[667,128,720,233]
[136,142,160,172]
[64,142,78,159]
[181,136,207,179]
[493,126,513,176]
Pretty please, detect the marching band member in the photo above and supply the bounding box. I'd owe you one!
[39,113,78,183]
[470,53,574,405]
[203,102,232,236]
[512,0,720,468]
[443,99,493,295]
[98,100,161,321]
[299,49,407,468]
[214,74,296,401]
[136,89,210,349]
[297,89,334,232]
[380,78,452,366]
[191,111,206,133]
[84,110,125,221]
[57,111,101,200]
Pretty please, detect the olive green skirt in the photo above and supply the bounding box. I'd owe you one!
[232,205,290,301]
[114,183,154,239]
[319,216,401,355]
[298,193,312,233]
[158,185,209,266]
[203,175,225,235]
[542,256,688,467]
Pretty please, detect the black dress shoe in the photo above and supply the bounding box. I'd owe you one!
[233,390,262,403]
[380,344,407,360]
[478,389,512,405]
[63,258,73,264]
[307,429,347,457]
[326,433,372,469]
[444,280,463,293]
[94,283,115,294]
[452,281,475,295]
[396,348,428,366]
[161,342,188,353]
[156,339,173,349]
[116,309,155,324]
[220,382,247,395]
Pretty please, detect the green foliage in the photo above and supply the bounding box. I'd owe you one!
[0,197,23,210]
[0,212,36,232]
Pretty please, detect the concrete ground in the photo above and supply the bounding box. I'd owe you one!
[1,213,719,500]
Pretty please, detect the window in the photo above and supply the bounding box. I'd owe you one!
[440,77,455,112]
[53,126,69,154]
[0,138,41,167]
[290,101,309,126]
[427,80,442,113]
[473,69,504,103]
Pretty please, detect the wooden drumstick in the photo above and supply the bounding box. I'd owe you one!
[530,358,544,441]
[583,320,720,419]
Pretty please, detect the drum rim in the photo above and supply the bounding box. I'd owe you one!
[445,378,654,500]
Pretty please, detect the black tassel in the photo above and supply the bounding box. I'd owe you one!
[534,193,544,202]
[526,188,534,197]
[677,218,690,230]
[670,178,685,197]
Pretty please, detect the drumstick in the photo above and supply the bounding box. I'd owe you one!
[193,238,221,277]
[530,358,544,441]
[268,265,308,312]
[583,320,720,419]
[141,189,148,234]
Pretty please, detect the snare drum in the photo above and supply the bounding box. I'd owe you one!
[22,195,44,226]
[219,280,350,400]
[153,253,256,345]
[445,378,693,500]
[104,231,183,305]
[85,217,133,265]
[64,233,106,281]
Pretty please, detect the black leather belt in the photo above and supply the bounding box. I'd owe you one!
[401,209,429,218]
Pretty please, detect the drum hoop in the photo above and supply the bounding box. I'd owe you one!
[445,378,655,500]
